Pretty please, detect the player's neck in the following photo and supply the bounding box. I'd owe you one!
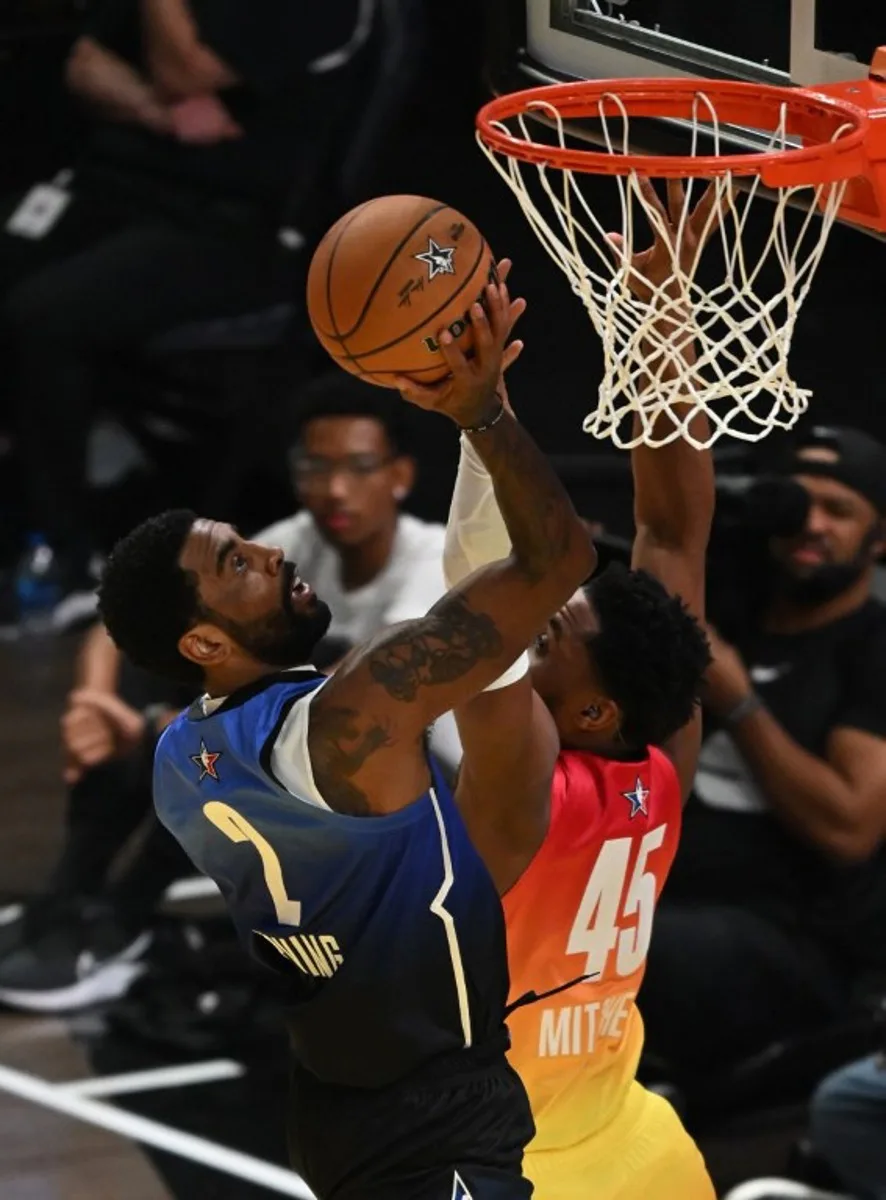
[764,572,873,634]
[338,519,398,591]
[563,731,643,760]
[202,661,286,700]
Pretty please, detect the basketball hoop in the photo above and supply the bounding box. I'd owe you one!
[476,78,876,448]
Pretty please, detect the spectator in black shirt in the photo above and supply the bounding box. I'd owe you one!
[1,0,372,626]
[640,426,886,1074]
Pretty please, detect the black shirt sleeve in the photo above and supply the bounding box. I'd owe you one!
[82,0,142,63]
[834,621,886,738]
[189,0,365,91]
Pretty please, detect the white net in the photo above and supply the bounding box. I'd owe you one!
[478,90,852,449]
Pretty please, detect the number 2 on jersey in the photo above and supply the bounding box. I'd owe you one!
[566,825,666,980]
[204,801,302,926]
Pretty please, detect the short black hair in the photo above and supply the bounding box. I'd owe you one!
[291,373,412,457]
[98,509,204,686]
[584,565,712,749]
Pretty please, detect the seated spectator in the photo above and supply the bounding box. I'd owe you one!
[640,427,886,1075]
[0,622,194,1011]
[810,1054,886,1200]
[1,0,372,627]
[257,374,461,774]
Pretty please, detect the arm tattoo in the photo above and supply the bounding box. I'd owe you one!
[310,705,393,815]
[368,594,503,702]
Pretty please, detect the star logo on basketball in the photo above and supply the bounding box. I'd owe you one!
[191,740,222,782]
[414,237,456,280]
[622,777,649,819]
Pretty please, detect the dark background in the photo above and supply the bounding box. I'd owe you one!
[0,0,880,536]
[0,5,880,1195]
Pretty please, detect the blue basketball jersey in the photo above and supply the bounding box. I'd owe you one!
[154,670,511,1087]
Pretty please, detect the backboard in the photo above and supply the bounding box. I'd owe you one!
[525,0,879,87]
[490,0,885,155]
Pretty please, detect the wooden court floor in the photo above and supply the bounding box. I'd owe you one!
[0,636,171,1198]
[0,636,305,1200]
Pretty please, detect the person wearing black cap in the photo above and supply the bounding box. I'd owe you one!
[638,425,886,1075]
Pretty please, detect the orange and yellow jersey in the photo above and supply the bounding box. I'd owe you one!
[504,746,682,1152]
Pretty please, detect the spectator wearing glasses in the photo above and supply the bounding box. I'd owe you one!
[256,375,460,773]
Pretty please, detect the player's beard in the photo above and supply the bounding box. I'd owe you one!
[236,600,333,667]
[774,528,877,607]
[207,587,333,669]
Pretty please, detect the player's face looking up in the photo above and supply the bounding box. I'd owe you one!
[530,587,618,744]
[177,520,332,672]
[770,474,884,603]
[292,415,415,548]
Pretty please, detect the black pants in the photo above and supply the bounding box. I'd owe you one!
[0,164,292,580]
[639,902,849,1074]
[289,1047,534,1199]
[47,754,191,933]
[46,658,193,930]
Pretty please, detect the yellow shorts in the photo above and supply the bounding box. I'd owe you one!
[524,1082,715,1200]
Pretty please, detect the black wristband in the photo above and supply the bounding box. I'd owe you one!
[460,402,505,435]
[723,692,763,729]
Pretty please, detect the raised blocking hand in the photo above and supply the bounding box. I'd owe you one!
[609,177,726,304]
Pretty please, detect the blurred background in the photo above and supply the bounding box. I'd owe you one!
[0,2,884,1199]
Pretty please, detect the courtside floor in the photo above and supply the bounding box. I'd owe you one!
[0,637,311,1200]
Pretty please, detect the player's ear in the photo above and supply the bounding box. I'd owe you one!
[178,622,231,671]
[390,454,416,504]
[575,695,619,736]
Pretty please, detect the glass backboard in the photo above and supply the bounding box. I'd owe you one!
[526,0,880,88]
[488,0,884,157]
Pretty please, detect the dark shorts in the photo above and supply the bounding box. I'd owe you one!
[287,1044,535,1199]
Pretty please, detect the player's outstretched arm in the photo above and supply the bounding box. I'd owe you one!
[439,364,562,891]
[625,178,719,797]
[308,279,595,815]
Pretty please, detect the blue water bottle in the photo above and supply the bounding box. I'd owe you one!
[15,534,62,632]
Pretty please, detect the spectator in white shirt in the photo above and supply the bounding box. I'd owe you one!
[256,376,460,772]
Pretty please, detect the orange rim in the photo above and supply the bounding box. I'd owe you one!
[476,78,870,188]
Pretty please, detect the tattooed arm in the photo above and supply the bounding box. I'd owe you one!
[444,378,562,892]
[308,276,595,815]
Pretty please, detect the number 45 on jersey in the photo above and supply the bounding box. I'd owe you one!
[567,826,666,981]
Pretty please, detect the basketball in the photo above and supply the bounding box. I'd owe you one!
[306,195,496,388]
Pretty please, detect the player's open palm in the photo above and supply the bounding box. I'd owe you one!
[395,265,526,430]
[608,177,724,304]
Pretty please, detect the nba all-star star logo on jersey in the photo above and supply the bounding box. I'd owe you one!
[414,237,456,280]
[622,777,649,819]
[190,740,222,782]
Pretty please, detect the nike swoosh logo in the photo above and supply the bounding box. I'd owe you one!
[750,664,791,684]
[76,951,96,980]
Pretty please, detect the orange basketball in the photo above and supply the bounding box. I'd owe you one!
[306,195,496,387]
